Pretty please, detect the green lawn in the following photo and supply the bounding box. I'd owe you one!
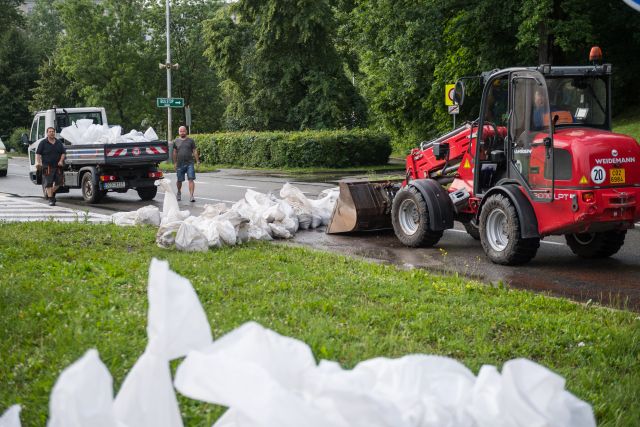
[613,107,640,141]
[0,222,638,426]
[157,161,404,175]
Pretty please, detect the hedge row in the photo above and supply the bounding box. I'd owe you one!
[191,130,391,168]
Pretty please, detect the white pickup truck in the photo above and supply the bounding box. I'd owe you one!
[24,107,168,203]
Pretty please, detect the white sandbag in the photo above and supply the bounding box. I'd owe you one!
[309,188,339,226]
[144,127,159,141]
[155,179,190,224]
[114,259,212,427]
[135,206,161,226]
[217,219,238,246]
[111,211,138,226]
[47,349,119,427]
[202,203,229,219]
[156,220,183,248]
[0,405,21,427]
[175,223,208,252]
[60,125,83,144]
[245,223,273,241]
[269,222,292,239]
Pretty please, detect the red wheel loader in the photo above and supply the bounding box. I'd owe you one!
[327,50,640,265]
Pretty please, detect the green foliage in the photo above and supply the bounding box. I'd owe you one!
[0,1,38,138]
[202,0,367,131]
[7,127,30,153]
[192,129,391,167]
[1,222,640,426]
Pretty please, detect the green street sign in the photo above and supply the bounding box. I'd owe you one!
[156,97,185,108]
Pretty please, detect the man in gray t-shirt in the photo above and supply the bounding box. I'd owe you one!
[172,126,200,202]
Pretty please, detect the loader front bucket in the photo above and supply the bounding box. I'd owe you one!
[326,180,398,234]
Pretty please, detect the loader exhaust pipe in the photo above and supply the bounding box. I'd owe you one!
[326,179,399,234]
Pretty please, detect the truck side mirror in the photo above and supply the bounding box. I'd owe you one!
[21,133,30,146]
[454,81,465,106]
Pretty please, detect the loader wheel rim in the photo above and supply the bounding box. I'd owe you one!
[398,198,420,236]
[486,208,509,252]
[573,232,595,245]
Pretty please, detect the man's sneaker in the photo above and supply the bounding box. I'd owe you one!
[49,197,56,206]
[176,192,181,201]
[190,196,195,203]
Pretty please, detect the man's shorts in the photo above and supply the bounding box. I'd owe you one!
[176,163,196,182]
[42,165,64,188]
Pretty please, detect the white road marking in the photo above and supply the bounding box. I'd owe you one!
[226,184,257,189]
[0,195,110,223]
[157,191,235,204]
[448,227,565,246]
[8,173,29,177]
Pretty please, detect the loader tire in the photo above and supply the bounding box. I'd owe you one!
[565,231,626,259]
[463,219,480,240]
[81,172,104,203]
[479,194,539,265]
[391,186,443,247]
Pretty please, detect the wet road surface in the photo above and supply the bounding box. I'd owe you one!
[2,156,639,311]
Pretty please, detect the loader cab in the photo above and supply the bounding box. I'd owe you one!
[476,69,555,202]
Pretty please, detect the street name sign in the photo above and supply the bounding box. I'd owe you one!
[156,97,185,108]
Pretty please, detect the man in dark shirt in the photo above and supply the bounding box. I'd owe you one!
[36,127,66,206]
[172,126,199,202]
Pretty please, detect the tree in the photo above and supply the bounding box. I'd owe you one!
[0,0,38,138]
[144,0,225,134]
[203,0,366,131]
[55,0,153,129]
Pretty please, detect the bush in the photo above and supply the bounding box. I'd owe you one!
[192,129,391,168]
[7,127,29,153]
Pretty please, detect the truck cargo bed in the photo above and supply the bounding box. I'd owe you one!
[64,140,169,166]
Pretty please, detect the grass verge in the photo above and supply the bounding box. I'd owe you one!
[0,222,638,426]
[613,107,640,141]
[157,161,404,175]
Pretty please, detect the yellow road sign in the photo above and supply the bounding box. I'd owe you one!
[445,84,455,106]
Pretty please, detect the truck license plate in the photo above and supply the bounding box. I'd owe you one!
[104,181,126,189]
[610,168,625,184]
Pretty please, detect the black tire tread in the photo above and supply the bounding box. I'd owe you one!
[565,231,626,259]
[391,186,443,247]
[479,193,539,265]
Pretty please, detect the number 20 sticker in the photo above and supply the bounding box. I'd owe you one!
[591,166,606,184]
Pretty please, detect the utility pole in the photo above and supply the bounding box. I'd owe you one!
[165,0,172,153]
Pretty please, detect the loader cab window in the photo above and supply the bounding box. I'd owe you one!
[545,76,608,128]
[509,73,554,202]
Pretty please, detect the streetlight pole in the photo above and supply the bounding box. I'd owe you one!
[165,0,172,151]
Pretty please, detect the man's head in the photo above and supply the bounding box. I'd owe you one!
[534,89,546,107]
[46,127,56,139]
[178,126,187,138]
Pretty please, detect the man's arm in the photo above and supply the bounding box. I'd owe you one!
[172,142,178,167]
[36,153,42,167]
[58,153,65,167]
[193,144,199,165]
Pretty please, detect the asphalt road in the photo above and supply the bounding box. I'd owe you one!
[2,156,639,311]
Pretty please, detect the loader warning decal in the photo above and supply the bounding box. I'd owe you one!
[579,176,588,185]
[463,159,471,169]
[590,166,606,184]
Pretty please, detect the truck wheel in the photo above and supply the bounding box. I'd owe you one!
[565,231,626,259]
[463,219,480,240]
[391,186,443,247]
[479,194,539,265]
[0,169,6,177]
[137,186,158,201]
[81,172,104,203]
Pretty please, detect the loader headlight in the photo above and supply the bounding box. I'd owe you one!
[0,149,5,154]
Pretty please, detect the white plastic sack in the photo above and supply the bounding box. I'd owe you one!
[144,127,159,141]
[113,259,212,427]
[0,405,21,427]
[155,178,190,224]
[47,349,120,427]
[175,223,208,252]
[310,188,339,226]
[111,211,138,226]
[156,220,183,248]
[135,206,161,226]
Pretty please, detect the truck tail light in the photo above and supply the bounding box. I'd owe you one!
[100,175,118,182]
[148,171,163,179]
[582,192,595,203]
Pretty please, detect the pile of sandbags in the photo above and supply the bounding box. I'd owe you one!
[60,120,159,145]
[111,179,339,252]
[0,260,596,427]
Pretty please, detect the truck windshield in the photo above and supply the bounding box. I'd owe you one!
[55,112,103,133]
[545,76,608,128]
